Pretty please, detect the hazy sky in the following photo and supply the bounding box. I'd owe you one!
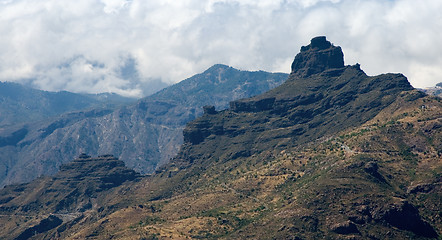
[1,0,441,97]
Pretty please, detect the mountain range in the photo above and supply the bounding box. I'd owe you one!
[0,66,288,187]
[0,36,440,239]
[0,81,136,128]
[420,82,442,98]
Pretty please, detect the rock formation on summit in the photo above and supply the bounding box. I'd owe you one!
[291,36,344,77]
[180,36,413,156]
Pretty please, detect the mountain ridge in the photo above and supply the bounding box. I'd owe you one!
[0,37,440,239]
[171,37,413,173]
[0,81,135,128]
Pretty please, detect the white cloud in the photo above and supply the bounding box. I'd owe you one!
[0,0,441,97]
[101,0,130,14]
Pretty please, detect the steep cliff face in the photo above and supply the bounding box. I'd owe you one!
[291,36,344,77]
[0,65,288,187]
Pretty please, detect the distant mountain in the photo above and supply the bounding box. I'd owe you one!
[419,82,442,97]
[1,37,439,239]
[0,65,288,186]
[0,81,136,127]
[81,92,138,105]
[150,64,286,109]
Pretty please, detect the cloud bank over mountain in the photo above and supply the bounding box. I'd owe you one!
[0,0,441,97]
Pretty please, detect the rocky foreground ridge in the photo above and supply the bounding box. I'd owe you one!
[0,37,440,239]
[0,154,140,239]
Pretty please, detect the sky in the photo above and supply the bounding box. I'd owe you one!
[0,0,441,97]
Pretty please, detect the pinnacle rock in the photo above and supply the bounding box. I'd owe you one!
[291,36,344,77]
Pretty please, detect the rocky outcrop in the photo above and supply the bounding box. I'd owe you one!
[363,161,378,175]
[203,105,217,115]
[229,36,346,114]
[183,117,224,145]
[0,154,140,215]
[291,36,344,77]
[56,154,140,190]
[181,37,413,149]
[183,121,211,145]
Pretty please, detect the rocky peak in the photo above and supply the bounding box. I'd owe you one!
[291,36,344,77]
[181,37,413,150]
[205,64,231,72]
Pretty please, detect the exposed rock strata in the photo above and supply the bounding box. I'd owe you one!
[0,155,139,214]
